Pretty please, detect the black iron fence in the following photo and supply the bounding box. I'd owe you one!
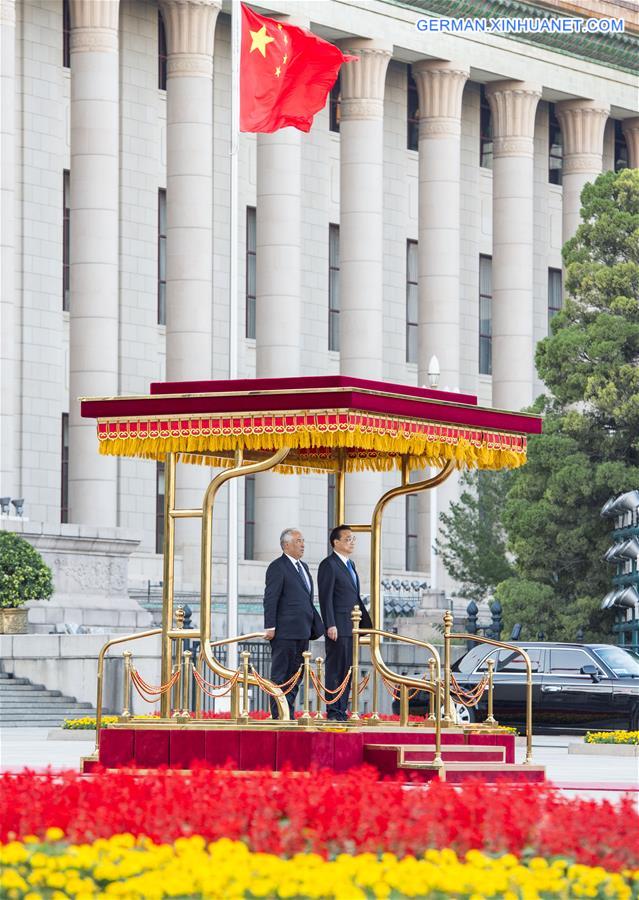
[465,599,503,648]
[184,638,273,713]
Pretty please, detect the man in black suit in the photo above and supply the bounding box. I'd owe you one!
[263,528,323,719]
[318,524,373,721]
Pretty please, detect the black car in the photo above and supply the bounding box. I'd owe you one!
[395,642,639,732]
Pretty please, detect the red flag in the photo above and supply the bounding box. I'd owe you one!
[240,4,355,134]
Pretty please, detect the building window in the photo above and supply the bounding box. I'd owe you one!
[158,13,168,90]
[548,268,562,328]
[328,224,340,351]
[329,75,341,133]
[156,462,165,555]
[406,494,418,571]
[63,170,70,311]
[407,71,419,151]
[480,85,493,170]
[61,413,69,523]
[614,121,628,172]
[244,474,256,560]
[246,206,256,339]
[406,240,418,364]
[158,189,167,325]
[548,104,563,185]
[479,255,492,375]
[63,0,71,68]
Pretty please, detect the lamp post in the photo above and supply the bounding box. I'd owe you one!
[427,355,440,389]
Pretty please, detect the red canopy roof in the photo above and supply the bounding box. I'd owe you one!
[81,376,542,473]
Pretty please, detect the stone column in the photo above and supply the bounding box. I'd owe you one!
[159,0,220,381]
[159,0,221,588]
[68,0,120,526]
[556,99,608,242]
[253,124,303,559]
[622,118,639,169]
[0,0,16,500]
[412,61,468,391]
[486,81,541,412]
[338,39,391,378]
[338,40,391,588]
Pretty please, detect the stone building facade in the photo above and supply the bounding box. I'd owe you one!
[1,0,638,629]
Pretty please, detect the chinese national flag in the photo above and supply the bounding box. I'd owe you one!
[240,4,355,134]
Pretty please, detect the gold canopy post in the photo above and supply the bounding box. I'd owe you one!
[368,459,456,696]
[160,453,177,717]
[198,446,292,720]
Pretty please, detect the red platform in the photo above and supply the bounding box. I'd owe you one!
[86,725,545,783]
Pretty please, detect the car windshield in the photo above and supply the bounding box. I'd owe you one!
[594,646,639,677]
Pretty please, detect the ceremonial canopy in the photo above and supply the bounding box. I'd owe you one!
[80,376,542,473]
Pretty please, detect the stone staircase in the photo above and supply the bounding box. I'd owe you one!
[0,671,95,727]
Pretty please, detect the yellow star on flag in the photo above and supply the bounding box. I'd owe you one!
[249,24,274,57]
[275,66,281,77]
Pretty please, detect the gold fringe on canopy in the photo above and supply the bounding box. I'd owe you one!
[96,411,527,472]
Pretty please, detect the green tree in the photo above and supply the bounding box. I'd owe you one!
[435,469,514,604]
[497,168,639,641]
[0,532,54,608]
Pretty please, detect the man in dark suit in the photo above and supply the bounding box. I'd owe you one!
[318,524,373,721]
[263,528,323,719]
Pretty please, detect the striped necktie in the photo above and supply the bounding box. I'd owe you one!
[296,560,310,592]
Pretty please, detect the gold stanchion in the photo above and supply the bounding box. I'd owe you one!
[350,606,362,722]
[369,664,380,724]
[433,677,444,777]
[442,610,454,725]
[230,679,240,721]
[485,658,497,725]
[171,605,185,717]
[315,657,325,719]
[194,653,202,719]
[120,651,132,720]
[399,684,408,727]
[428,658,436,721]
[181,650,192,717]
[525,664,533,764]
[239,650,250,724]
[298,651,313,725]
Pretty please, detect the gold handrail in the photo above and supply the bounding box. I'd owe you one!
[447,626,534,764]
[93,628,163,756]
[354,624,443,771]
[368,460,456,698]
[209,630,270,648]
[358,627,442,682]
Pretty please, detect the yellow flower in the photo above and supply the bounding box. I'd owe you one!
[44,827,65,843]
[2,835,637,899]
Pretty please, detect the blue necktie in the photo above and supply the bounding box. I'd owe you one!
[296,561,310,593]
[347,559,357,587]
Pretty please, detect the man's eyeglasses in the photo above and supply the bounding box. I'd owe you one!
[341,535,356,543]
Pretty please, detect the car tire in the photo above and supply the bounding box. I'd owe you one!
[453,702,476,725]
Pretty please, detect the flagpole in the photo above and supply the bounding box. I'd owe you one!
[226,0,241,671]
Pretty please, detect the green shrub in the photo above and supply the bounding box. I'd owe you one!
[0,532,54,609]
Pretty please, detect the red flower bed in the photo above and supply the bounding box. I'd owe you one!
[1,766,636,873]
